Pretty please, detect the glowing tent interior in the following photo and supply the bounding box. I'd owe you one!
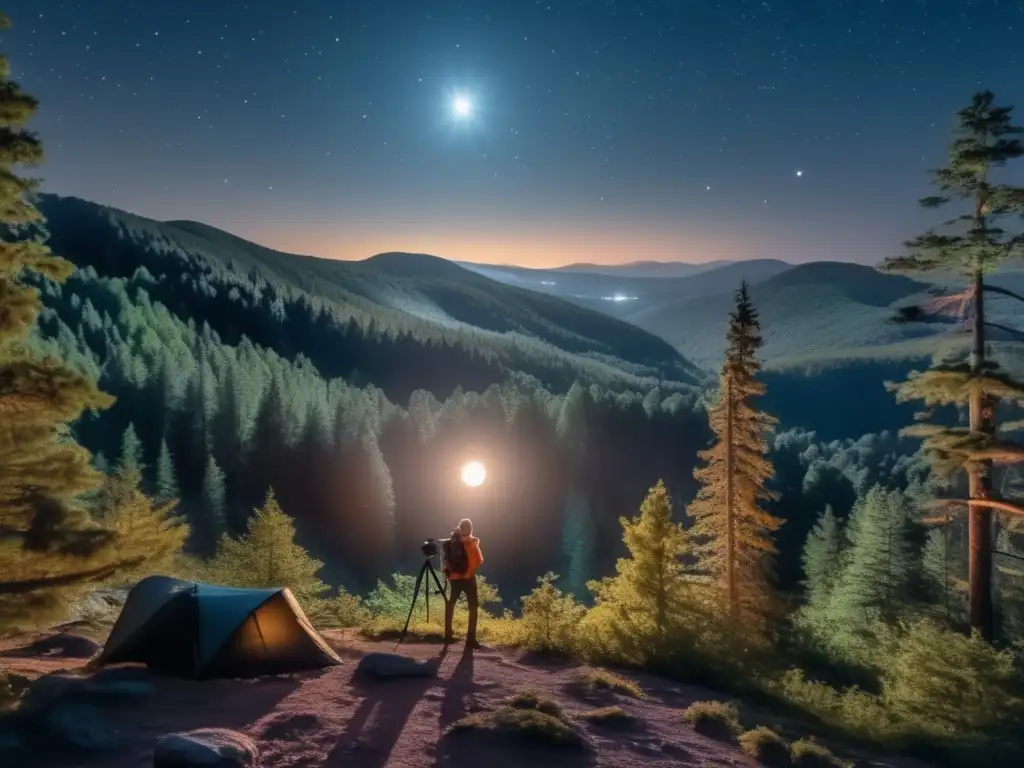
[89,575,342,679]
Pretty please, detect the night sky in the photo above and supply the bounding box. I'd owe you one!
[7,1,1023,267]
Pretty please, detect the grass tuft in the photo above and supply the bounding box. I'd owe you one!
[508,690,566,720]
[790,738,849,768]
[578,705,637,729]
[738,726,792,767]
[446,706,587,750]
[569,668,646,700]
[681,699,742,742]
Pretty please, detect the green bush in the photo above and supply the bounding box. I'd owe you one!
[446,706,587,750]
[681,699,741,742]
[508,690,565,720]
[738,726,791,766]
[516,573,586,653]
[579,705,637,729]
[568,668,646,700]
[790,738,848,768]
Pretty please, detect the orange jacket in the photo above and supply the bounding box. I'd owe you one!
[447,536,483,580]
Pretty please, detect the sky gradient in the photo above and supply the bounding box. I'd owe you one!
[7,0,1024,268]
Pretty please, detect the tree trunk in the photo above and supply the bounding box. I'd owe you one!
[969,268,995,641]
[725,375,737,616]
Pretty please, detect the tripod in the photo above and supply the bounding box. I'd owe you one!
[395,555,449,649]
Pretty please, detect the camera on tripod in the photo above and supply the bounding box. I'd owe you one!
[421,538,441,558]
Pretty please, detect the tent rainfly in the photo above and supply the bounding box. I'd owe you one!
[90,575,342,679]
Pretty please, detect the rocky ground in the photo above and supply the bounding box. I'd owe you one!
[0,627,931,768]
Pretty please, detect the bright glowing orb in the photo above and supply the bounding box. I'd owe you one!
[452,94,473,118]
[460,460,487,488]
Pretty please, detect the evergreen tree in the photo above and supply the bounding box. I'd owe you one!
[826,485,916,643]
[882,91,1024,640]
[586,480,701,661]
[802,505,844,611]
[922,526,967,625]
[561,489,595,598]
[687,282,782,621]
[205,488,329,602]
[0,16,121,626]
[199,454,227,552]
[117,422,143,473]
[94,463,189,584]
[155,438,179,502]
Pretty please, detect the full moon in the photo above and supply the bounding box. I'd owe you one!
[460,460,487,488]
[452,94,473,119]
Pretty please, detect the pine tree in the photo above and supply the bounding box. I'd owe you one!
[826,485,916,641]
[155,438,179,502]
[687,282,783,621]
[205,488,329,602]
[94,463,189,584]
[882,91,1024,640]
[802,505,844,611]
[586,480,701,661]
[117,422,143,473]
[199,454,227,552]
[0,16,121,627]
[922,526,967,625]
[561,489,595,598]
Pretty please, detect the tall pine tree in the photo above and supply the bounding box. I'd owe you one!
[825,485,916,645]
[586,480,701,662]
[0,15,121,626]
[882,90,1024,641]
[802,505,844,612]
[687,282,782,621]
[155,438,179,502]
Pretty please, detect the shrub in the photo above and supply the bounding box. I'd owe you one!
[446,706,587,750]
[569,668,645,700]
[516,573,586,654]
[790,738,848,768]
[738,726,791,767]
[681,699,741,742]
[307,590,368,629]
[578,706,636,729]
[879,620,1024,744]
[508,690,565,720]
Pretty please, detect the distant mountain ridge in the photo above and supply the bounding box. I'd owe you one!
[553,259,736,279]
[36,195,704,395]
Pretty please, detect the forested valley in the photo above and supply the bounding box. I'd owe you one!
[6,24,1024,764]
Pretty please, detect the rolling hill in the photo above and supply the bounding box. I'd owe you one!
[459,258,793,319]
[626,261,938,369]
[35,195,704,393]
[553,258,734,278]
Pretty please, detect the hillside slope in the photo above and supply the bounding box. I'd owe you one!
[36,195,703,392]
[628,262,935,369]
[461,258,792,320]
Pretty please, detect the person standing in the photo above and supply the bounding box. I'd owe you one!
[442,518,484,649]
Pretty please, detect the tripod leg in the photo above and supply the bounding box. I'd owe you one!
[396,561,428,650]
[427,562,448,601]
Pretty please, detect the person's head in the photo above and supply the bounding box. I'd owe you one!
[459,518,473,537]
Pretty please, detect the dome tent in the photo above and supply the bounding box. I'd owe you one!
[90,575,341,679]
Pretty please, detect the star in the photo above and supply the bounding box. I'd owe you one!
[796,170,804,177]
[452,94,473,119]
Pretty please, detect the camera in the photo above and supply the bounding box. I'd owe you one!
[421,538,440,557]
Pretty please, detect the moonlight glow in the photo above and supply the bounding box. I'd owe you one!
[452,94,473,119]
[460,460,487,488]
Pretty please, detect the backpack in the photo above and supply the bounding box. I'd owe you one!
[443,530,469,575]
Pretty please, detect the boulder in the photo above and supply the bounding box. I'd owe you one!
[19,667,154,715]
[355,652,435,680]
[43,702,121,750]
[154,728,259,767]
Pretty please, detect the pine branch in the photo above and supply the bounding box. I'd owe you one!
[928,497,1024,517]
[984,283,1024,305]
[0,556,147,594]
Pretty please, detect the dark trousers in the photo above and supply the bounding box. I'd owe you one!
[444,576,478,643]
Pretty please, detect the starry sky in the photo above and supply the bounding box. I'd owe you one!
[7,0,1024,268]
